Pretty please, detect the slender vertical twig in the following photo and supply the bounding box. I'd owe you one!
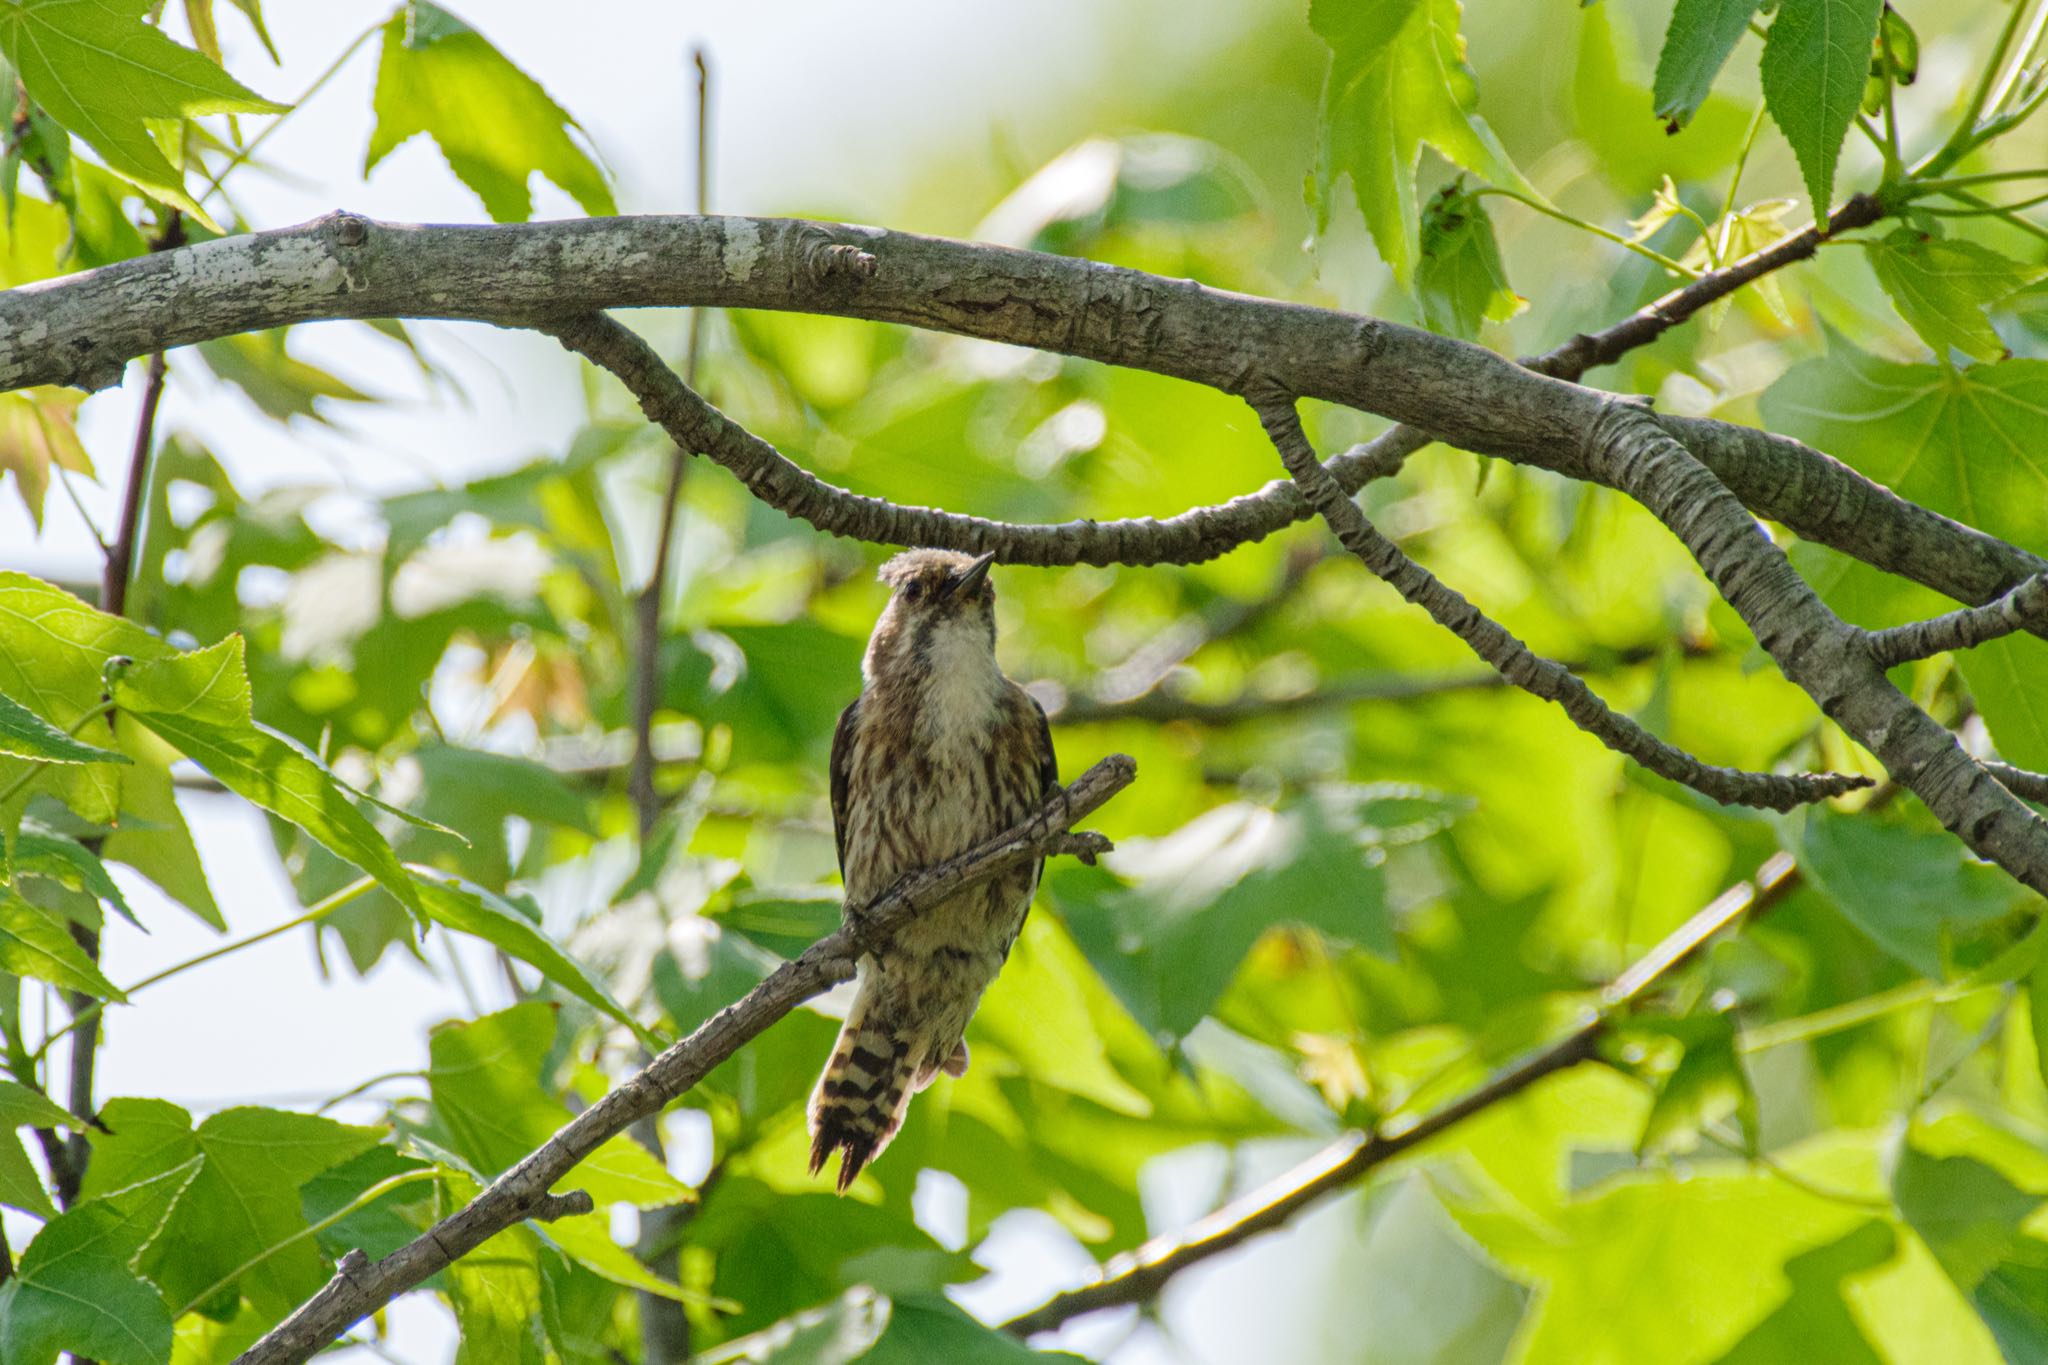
[628,49,713,839]
[632,49,713,1365]
[49,212,181,1207]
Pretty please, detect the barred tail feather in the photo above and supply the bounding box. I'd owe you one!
[808,990,917,1193]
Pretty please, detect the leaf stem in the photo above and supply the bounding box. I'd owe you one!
[1877,20,1905,183]
[1984,0,2048,117]
[1925,0,2037,175]
[1739,979,1982,1053]
[1716,104,1769,255]
[1912,169,2048,193]
[1932,187,2048,246]
[314,1068,428,1116]
[1474,188,1699,277]
[196,22,382,210]
[1915,189,2048,217]
[173,1167,441,1318]
[51,465,108,554]
[29,875,378,1066]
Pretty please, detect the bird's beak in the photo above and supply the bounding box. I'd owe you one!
[947,551,997,598]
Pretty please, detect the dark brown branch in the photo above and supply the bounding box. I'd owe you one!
[1253,399,1867,811]
[102,350,166,618]
[52,272,176,1209]
[1002,849,1804,1336]
[1533,193,1886,381]
[1867,573,2048,668]
[235,754,1136,1365]
[628,49,715,846]
[1311,193,1891,527]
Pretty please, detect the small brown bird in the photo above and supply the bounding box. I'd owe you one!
[808,547,1058,1190]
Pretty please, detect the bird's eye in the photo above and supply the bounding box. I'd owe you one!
[903,581,924,602]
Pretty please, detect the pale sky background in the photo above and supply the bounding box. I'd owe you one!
[0,2,1368,1360]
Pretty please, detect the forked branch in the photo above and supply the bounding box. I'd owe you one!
[1251,398,1867,811]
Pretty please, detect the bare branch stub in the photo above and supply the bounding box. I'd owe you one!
[1250,395,1868,812]
[1867,573,2048,668]
[234,754,1136,1365]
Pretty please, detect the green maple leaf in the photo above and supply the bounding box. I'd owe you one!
[366,1,614,223]
[1307,0,1530,284]
[1759,0,1885,213]
[0,0,285,227]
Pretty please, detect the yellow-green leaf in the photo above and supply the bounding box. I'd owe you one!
[0,0,286,224]
[1307,0,1530,283]
[0,387,90,530]
[365,2,613,224]
[1865,228,2041,361]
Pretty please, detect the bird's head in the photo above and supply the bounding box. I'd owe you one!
[863,548,1000,683]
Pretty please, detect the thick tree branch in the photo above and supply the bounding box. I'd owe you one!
[1866,573,2048,667]
[1252,400,1865,810]
[1567,400,2048,895]
[235,754,1136,1365]
[1002,849,1804,1336]
[6,213,2040,619]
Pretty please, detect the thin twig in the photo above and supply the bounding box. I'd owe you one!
[1049,668,1506,725]
[1987,761,2048,804]
[628,48,713,841]
[1867,573,2048,667]
[235,755,1136,1365]
[1001,849,1803,1336]
[633,53,715,1365]
[1253,398,1867,811]
[1086,543,1323,709]
[54,241,178,1203]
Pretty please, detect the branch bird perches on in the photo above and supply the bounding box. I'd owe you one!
[233,755,1136,1365]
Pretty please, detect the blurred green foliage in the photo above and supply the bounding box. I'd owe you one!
[0,0,2046,1362]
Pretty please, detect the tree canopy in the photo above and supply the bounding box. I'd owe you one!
[1,1,2047,1363]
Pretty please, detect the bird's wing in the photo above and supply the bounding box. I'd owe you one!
[829,695,862,878]
[1029,693,1059,799]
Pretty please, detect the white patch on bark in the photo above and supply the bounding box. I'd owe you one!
[181,235,343,296]
[722,218,763,283]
